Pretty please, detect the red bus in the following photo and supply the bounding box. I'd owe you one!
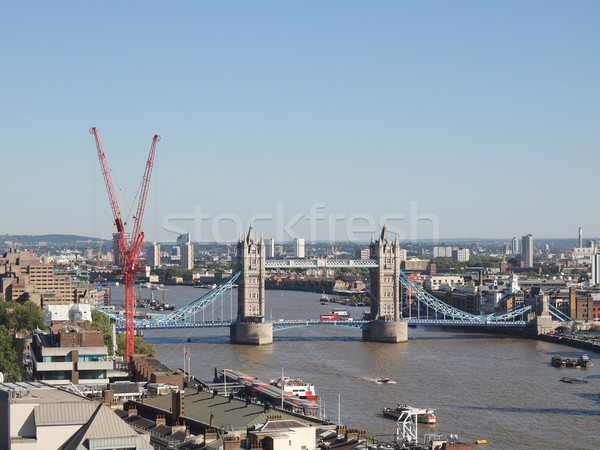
[320,313,338,321]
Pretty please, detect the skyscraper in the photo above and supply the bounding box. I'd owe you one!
[264,238,275,258]
[511,237,519,255]
[522,234,533,268]
[180,242,194,270]
[294,238,305,258]
[147,242,161,268]
[579,227,583,248]
[592,252,600,285]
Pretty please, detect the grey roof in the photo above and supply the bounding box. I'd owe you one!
[34,402,97,426]
[140,388,324,430]
[110,382,141,394]
[261,420,308,431]
[0,382,91,404]
[62,403,153,450]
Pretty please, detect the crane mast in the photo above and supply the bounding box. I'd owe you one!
[90,127,160,363]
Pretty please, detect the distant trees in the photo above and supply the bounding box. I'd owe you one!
[265,278,335,293]
[152,267,193,283]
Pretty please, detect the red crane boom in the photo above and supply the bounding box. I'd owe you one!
[90,127,160,363]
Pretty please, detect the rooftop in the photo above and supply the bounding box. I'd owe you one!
[0,381,91,404]
[140,388,325,430]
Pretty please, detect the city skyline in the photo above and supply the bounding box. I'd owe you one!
[1,1,599,241]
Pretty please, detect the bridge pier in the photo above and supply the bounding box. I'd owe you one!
[534,293,555,335]
[230,322,273,345]
[364,225,407,343]
[362,320,407,343]
[230,224,273,345]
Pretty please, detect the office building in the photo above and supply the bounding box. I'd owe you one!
[180,242,194,270]
[511,237,519,255]
[294,238,305,258]
[0,249,101,307]
[264,238,275,258]
[356,248,370,260]
[176,233,191,245]
[147,242,161,268]
[31,321,112,385]
[522,234,533,268]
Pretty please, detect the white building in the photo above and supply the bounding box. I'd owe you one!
[180,242,194,270]
[264,238,275,259]
[294,238,305,259]
[44,303,92,327]
[452,248,470,262]
[511,237,519,255]
[522,234,533,268]
[423,275,465,291]
[147,242,161,268]
[592,252,600,286]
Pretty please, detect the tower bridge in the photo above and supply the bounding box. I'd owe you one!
[100,224,573,343]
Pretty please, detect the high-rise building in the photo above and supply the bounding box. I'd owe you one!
[579,227,583,249]
[511,237,519,255]
[452,248,470,262]
[522,234,533,268]
[592,252,600,285]
[147,242,161,268]
[264,238,275,259]
[180,242,194,270]
[294,238,305,259]
[176,233,191,245]
[112,233,121,267]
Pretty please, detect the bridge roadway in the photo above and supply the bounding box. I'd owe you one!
[117,317,532,331]
[265,259,378,269]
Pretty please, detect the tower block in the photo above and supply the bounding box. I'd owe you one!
[230,224,273,345]
[362,225,408,343]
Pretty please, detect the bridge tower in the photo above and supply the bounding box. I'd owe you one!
[362,224,408,343]
[230,224,273,345]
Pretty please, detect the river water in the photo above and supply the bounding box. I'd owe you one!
[110,285,600,450]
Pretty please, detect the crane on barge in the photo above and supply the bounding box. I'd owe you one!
[90,127,160,363]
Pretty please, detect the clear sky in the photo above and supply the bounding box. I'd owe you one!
[1,1,598,243]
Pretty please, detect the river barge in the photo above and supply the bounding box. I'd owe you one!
[551,353,594,368]
[383,405,436,424]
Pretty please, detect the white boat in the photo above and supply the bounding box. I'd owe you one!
[269,376,318,400]
[332,308,350,319]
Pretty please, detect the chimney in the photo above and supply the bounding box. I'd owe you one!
[103,389,114,404]
[128,407,138,417]
[210,412,214,427]
[156,415,166,426]
[171,390,185,422]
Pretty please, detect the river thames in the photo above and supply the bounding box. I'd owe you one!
[111,285,600,449]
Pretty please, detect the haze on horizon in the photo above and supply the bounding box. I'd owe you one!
[1,1,598,242]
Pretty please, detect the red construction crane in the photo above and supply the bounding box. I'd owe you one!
[90,127,160,363]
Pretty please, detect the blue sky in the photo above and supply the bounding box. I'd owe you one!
[1,1,598,242]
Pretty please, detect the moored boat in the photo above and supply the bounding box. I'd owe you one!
[577,354,594,368]
[269,376,318,400]
[383,405,436,424]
